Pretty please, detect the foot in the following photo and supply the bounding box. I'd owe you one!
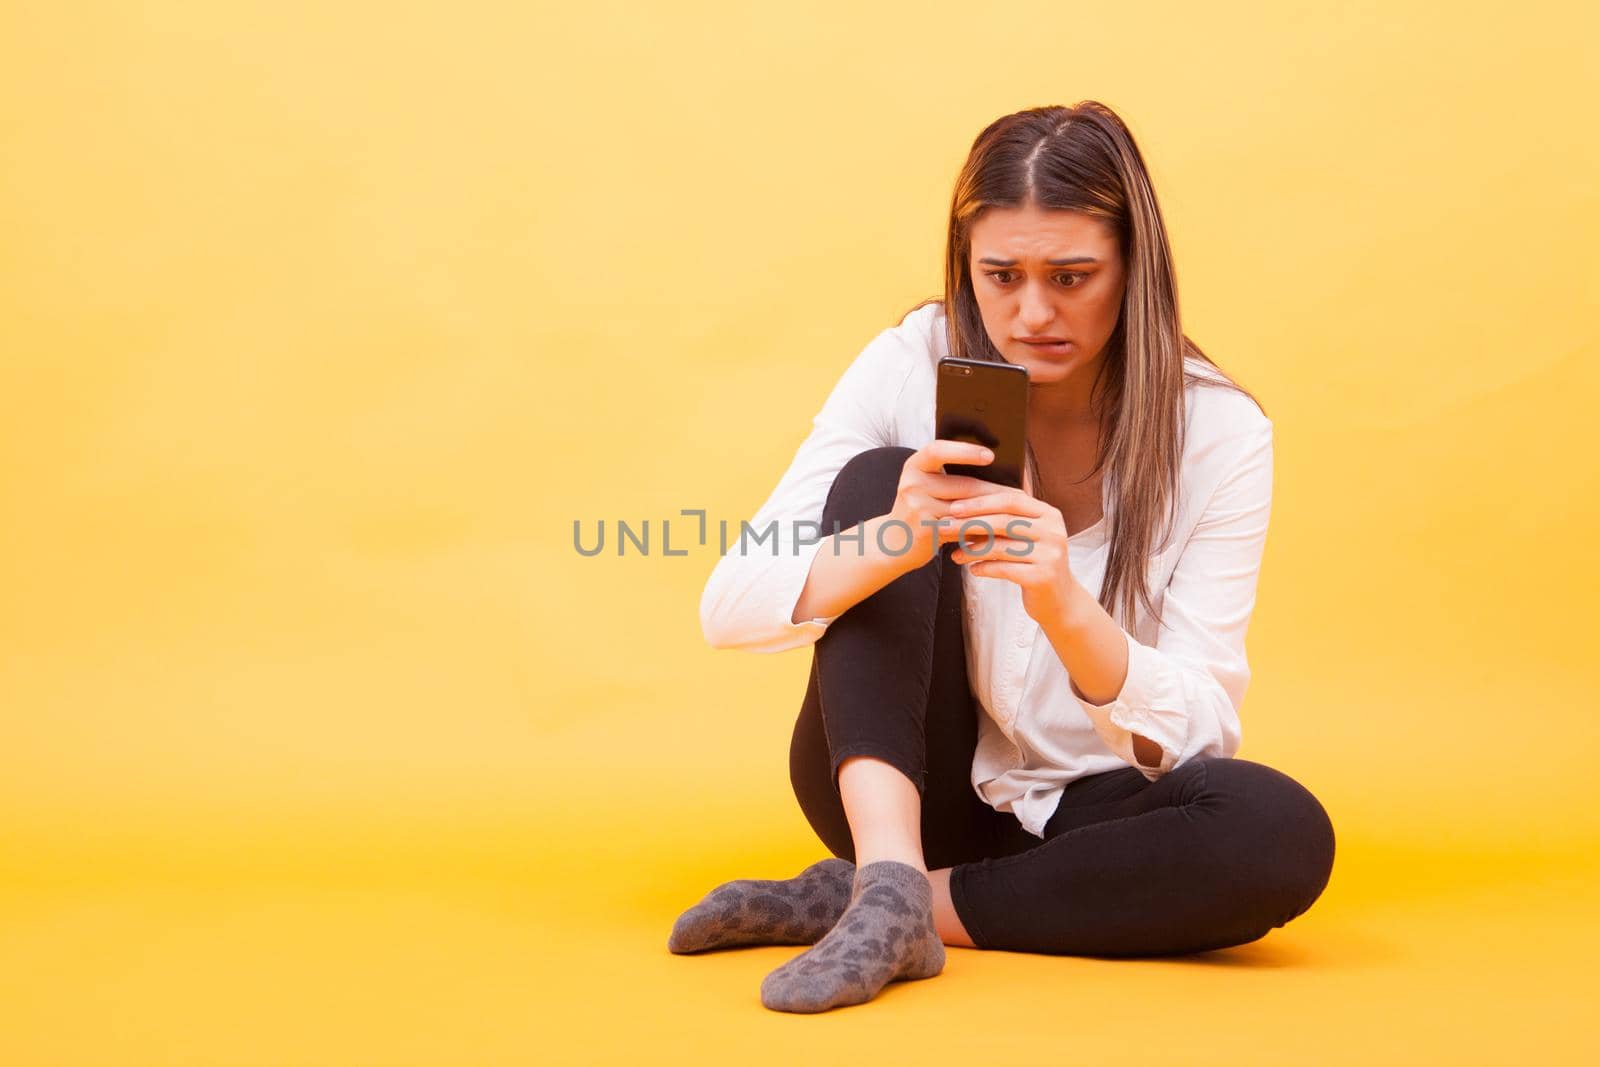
[667,858,855,954]
[759,860,945,1013]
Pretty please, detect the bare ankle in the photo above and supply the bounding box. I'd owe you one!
[854,850,928,874]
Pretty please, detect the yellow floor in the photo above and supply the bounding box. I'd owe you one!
[3,813,1596,1065]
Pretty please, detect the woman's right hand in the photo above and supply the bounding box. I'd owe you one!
[887,440,1002,573]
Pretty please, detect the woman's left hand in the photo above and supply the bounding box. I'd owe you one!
[938,484,1083,628]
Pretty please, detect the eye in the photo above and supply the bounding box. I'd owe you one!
[982,270,1088,288]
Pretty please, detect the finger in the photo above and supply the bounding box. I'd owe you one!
[910,439,995,474]
[949,492,1048,518]
[935,515,1011,543]
[940,517,1031,541]
[952,536,1038,558]
[960,558,1030,581]
[918,471,1008,500]
[941,514,1046,541]
[949,477,1030,500]
[941,525,1040,555]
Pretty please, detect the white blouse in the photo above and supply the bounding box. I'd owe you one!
[699,301,1274,838]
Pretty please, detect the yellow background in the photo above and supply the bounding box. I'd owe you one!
[2,1,1597,1062]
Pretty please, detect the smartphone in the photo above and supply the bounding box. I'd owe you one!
[935,356,1029,489]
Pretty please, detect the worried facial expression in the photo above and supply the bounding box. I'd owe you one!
[967,202,1127,385]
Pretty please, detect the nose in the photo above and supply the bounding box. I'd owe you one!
[1018,281,1055,332]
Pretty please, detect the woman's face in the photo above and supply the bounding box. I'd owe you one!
[966,202,1126,389]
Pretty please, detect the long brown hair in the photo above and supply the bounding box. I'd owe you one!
[903,101,1264,631]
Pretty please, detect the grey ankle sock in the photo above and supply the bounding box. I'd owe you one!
[667,858,855,954]
[759,860,945,1013]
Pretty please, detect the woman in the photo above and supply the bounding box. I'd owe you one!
[669,101,1335,1014]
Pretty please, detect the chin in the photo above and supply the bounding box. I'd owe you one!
[1013,353,1077,380]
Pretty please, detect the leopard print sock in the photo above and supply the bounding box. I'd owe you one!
[759,860,945,1013]
[668,858,855,954]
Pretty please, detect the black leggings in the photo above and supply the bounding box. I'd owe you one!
[788,446,1336,957]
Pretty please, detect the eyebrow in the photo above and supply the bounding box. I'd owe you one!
[977,256,1099,267]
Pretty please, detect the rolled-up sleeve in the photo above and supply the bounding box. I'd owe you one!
[698,328,917,654]
[1071,418,1274,779]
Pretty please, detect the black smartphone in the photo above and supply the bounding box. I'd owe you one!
[935,356,1029,489]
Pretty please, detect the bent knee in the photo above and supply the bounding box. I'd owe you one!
[822,446,916,529]
[1197,757,1336,916]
